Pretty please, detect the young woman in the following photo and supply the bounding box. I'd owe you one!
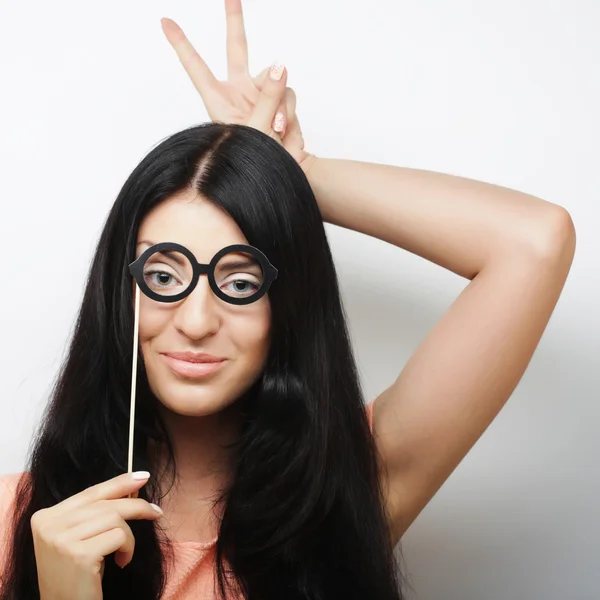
[0,1,576,599]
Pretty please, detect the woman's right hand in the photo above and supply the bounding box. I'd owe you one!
[30,471,163,600]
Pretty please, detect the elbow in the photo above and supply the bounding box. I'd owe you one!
[532,205,577,263]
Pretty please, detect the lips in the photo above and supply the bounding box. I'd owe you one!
[162,351,225,363]
[161,353,227,379]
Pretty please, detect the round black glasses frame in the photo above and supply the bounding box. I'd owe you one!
[128,242,279,306]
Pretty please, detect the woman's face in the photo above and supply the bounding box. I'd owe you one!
[135,189,272,417]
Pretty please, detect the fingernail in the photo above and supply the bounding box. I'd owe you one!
[132,471,151,480]
[273,113,286,133]
[269,62,285,81]
[150,503,164,515]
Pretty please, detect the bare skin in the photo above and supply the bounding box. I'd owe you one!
[31,472,160,600]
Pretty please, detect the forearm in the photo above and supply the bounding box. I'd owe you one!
[301,156,572,280]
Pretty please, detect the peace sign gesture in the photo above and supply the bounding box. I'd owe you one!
[160,0,312,169]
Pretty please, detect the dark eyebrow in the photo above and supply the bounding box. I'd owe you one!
[137,241,258,270]
[138,242,188,269]
[158,251,189,269]
[217,259,259,271]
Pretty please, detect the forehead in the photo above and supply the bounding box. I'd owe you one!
[137,190,248,262]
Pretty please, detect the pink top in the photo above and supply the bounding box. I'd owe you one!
[0,400,375,599]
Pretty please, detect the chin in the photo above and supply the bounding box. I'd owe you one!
[151,383,227,414]
[145,356,265,415]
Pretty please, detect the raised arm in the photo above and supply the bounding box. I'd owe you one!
[302,156,576,546]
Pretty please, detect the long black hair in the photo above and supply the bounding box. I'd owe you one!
[1,123,409,599]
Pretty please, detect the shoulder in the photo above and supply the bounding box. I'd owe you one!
[0,472,25,497]
[365,400,374,433]
[0,472,29,572]
[0,472,28,522]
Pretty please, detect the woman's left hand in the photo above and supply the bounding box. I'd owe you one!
[160,0,313,170]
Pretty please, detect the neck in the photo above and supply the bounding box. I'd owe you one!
[147,401,242,542]
[150,400,242,498]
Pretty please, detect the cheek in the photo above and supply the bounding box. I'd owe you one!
[138,302,171,344]
[227,305,271,353]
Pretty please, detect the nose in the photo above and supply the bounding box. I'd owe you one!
[172,275,220,340]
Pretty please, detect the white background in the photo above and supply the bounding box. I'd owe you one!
[0,0,598,597]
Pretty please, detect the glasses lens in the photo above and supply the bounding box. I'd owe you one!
[142,249,193,297]
[214,250,265,300]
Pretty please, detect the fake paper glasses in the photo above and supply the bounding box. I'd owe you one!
[124,242,279,493]
[129,241,279,305]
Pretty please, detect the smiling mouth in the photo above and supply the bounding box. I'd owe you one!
[161,354,227,379]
